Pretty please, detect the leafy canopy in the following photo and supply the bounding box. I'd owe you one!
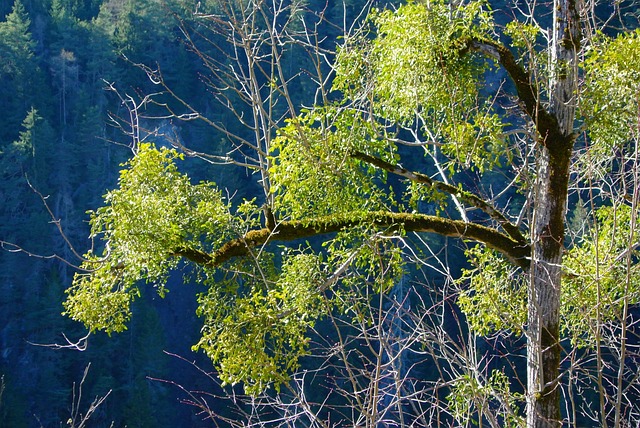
[63,1,640,397]
[64,144,233,334]
[335,0,505,172]
[66,142,404,392]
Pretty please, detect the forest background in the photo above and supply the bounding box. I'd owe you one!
[0,0,362,425]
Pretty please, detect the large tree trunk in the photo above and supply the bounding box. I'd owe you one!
[527,145,571,427]
[527,0,580,426]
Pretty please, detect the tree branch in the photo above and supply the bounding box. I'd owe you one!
[175,211,530,269]
[351,151,528,246]
[467,38,571,147]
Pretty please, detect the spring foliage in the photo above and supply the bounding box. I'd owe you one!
[63,0,640,403]
[64,145,233,334]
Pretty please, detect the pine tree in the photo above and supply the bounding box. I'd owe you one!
[0,0,38,144]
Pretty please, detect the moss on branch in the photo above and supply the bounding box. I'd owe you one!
[175,211,531,269]
[467,38,574,149]
[352,151,528,246]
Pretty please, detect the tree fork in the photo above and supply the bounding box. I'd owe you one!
[467,38,567,147]
[351,150,528,246]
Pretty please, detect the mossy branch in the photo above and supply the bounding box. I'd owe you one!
[467,38,573,148]
[351,151,528,246]
[175,211,531,269]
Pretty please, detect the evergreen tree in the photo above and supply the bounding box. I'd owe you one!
[0,0,39,144]
[0,109,52,249]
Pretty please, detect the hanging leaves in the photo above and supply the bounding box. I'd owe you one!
[64,144,233,334]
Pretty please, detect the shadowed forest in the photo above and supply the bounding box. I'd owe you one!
[0,0,361,425]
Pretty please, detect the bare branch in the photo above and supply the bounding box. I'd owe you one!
[28,332,90,352]
[67,363,113,428]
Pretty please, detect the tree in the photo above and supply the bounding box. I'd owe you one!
[0,108,55,251]
[60,0,640,427]
[0,0,40,144]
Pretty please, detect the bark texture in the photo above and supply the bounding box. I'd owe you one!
[526,0,580,426]
[528,144,571,428]
[175,211,530,269]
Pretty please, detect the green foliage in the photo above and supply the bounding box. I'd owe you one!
[64,144,233,334]
[0,109,53,251]
[0,0,34,77]
[0,0,42,143]
[440,111,507,172]
[363,0,493,122]
[448,370,524,427]
[194,250,326,395]
[562,204,640,347]
[65,143,380,393]
[333,0,506,172]
[2,109,37,173]
[504,21,540,49]
[37,0,640,411]
[191,222,406,394]
[338,228,405,294]
[459,203,640,348]
[457,246,527,336]
[405,180,449,213]
[269,108,395,218]
[582,30,640,152]
[64,0,512,396]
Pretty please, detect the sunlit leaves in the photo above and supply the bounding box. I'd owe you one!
[366,1,491,123]
[63,140,412,394]
[96,144,231,266]
[333,0,506,172]
[65,144,232,334]
[583,30,640,152]
[440,111,507,172]
[562,204,640,347]
[63,257,139,335]
[59,0,640,403]
[334,0,495,119]
[194,250,326,395]
[269,108,394,218]
[448,370,524,427]
[457,245,527,336]
[458,203,640,348]
[405,180,449,214]
[504,21,540,50]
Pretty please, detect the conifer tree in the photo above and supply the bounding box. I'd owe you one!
[0,0,38,144]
